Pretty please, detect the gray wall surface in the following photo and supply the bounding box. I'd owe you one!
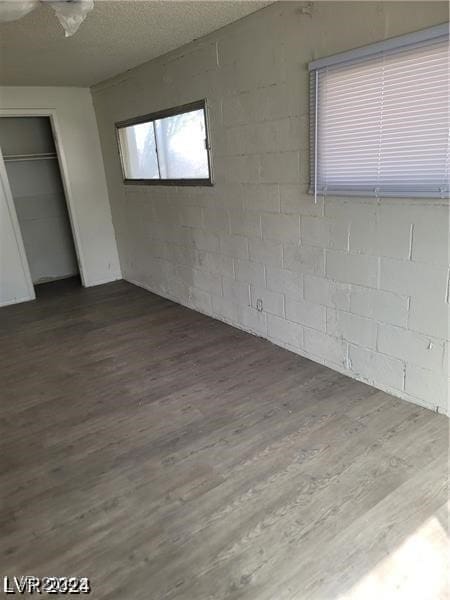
[1,117,78,284]
[92,1,450,414]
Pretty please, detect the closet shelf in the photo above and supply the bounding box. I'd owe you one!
[3,152,57,163]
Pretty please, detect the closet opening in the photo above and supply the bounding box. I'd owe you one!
[0,116,80,295]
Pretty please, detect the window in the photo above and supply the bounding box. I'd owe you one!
[309,24,449,198]
[116,100,212,185]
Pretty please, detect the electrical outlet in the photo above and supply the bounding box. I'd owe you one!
[256,298,263,312]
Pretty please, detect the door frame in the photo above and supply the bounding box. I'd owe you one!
[0,108,87,289]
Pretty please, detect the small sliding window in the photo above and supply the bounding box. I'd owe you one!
[116,100,212,186]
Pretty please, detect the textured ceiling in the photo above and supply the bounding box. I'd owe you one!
[0,0,271,87]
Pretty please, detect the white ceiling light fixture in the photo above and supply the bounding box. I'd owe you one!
[46,0,94,37]
[0,1,39,21]
[0,0,94,36]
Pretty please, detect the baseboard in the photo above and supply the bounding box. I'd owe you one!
[0,295,35,307]
[84,274,123,288]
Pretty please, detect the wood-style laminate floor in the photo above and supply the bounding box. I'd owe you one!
[0,279,448,599]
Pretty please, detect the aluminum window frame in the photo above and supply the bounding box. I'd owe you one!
[115,99,213,187]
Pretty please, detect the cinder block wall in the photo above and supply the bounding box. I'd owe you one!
[92,1,449,414]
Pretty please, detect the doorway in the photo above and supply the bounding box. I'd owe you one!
[0,117,80,292]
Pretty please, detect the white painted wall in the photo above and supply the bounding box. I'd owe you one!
[92,1,449,414]
[0,87,121,306]
[1,117,79,284]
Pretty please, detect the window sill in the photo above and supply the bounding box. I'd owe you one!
[308,188,450,200]
[123,178,214,187]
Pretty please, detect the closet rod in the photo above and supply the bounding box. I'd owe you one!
[3,152,57,163]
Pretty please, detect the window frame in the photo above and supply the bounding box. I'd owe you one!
[115,99,213,187]
[308,23,449,199]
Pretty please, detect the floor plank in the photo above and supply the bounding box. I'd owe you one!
[0,279,448,599]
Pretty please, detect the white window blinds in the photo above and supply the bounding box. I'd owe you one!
[309,24,449,198]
